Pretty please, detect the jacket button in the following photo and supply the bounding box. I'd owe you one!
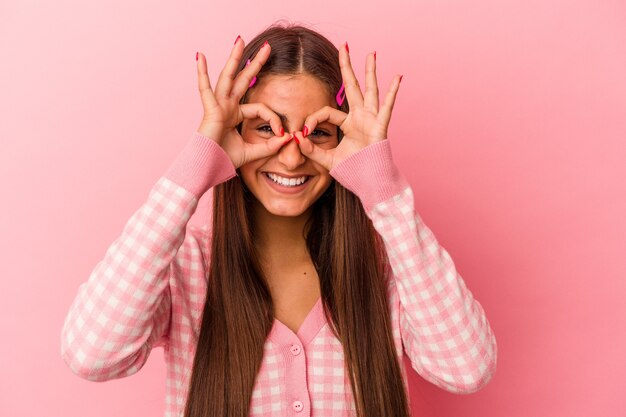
[290,344,301,355]
[292,400,303,412]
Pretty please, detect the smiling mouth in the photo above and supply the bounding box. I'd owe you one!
[264,172,311,187]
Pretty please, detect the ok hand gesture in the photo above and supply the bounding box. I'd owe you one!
[196,38,291,169]
[293,43,402,171]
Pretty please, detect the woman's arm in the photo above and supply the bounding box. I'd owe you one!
[330,139,497,394]
[60,133,236,381]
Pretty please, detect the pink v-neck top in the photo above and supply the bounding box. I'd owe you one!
[60,132,498,417]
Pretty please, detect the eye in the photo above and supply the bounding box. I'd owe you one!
[256,125,274,135]
[310,129,330,138]
[306,129,333,143]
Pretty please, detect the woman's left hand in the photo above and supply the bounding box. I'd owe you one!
[293,43,402,171]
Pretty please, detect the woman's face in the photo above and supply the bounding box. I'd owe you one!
[240,73,339,218]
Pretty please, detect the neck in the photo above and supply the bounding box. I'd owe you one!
[252,203,312,262]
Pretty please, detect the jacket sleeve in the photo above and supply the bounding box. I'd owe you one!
[60,132,237,381]
[329,139,497,394]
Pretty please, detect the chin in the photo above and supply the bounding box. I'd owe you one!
[262,201,311,218]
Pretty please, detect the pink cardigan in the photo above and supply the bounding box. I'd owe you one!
[60,132,497,417]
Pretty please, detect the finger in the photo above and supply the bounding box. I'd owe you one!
[302,106,348,137]
[230,41,271,99]
[363,51,379,114]
[294,131,334,171]
[214,36,245,98]
[242,133,292,164]
[197,52,218,110]
[377,75,402,128]
[239,102,284,137]
[339,42,364,108]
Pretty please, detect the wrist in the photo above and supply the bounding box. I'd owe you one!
[197,122,224,143]
[164,132,237,197]
[329,140,409,211]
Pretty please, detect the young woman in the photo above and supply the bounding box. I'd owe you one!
[61,23,497,417]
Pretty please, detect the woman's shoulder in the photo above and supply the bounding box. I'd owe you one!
[187,223,212,246]
[168,222,212,287]
[178,222,212,261]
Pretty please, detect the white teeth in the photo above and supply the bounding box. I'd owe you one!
[266,173,309,187]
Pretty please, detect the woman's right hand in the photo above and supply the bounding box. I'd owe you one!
[196,39,291,169]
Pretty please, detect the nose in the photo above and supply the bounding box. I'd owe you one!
[277,133,306,169]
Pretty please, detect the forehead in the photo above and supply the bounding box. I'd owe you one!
[246,74,334,120]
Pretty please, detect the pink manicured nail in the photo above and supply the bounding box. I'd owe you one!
[195,52,198,61]
[303,126,309,137]
[374,51,376,61]
[262,40,269,48]
[293,135,300,145]
[280,127,284,136]
[345,42,349,53]
[234,35,241,45]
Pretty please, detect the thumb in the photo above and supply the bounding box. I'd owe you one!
[294,131,333,171]
[241,133,293,165]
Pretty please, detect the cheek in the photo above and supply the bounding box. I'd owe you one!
[240,123,262,142]
[309,155,332,176]
[239,159,266,181]
[238,162,255,180]
[317,136,339,149]
[314,168,332,183]
[241,128,270,144]
[240,125,253,143]
[315,175,335,197]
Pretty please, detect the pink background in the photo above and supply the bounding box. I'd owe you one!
[1,0,625,416]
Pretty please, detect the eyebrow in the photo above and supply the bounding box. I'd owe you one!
[263,108,331,127]
[271,109,289,123]
[252,108,289,125]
